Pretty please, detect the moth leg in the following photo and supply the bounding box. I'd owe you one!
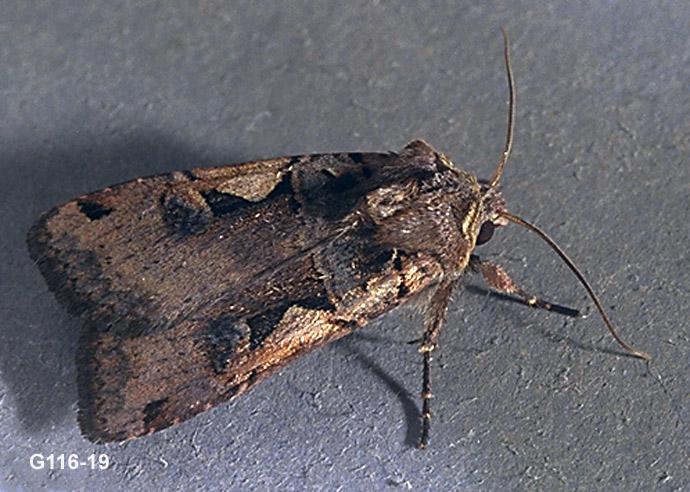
[419,278,454,449]
[470,255,580,317]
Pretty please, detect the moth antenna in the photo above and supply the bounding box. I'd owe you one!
[489,27,516,189]
[500,211,651,361]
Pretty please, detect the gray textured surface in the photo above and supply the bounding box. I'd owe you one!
[2,1,689,490]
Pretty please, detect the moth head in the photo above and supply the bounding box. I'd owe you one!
[474,181,508,247]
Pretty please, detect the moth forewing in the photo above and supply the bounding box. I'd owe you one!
[28,142,453,442]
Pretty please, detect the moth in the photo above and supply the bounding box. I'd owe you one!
[27,30,649,448]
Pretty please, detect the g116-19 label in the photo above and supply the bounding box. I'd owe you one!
[30,453,109,470]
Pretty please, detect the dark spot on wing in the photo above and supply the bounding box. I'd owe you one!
[143,398,168,428]
[247,304,290,349]
[200,190,252,217]
[393,253,409,298]
[201,315,250,374]
[160,194,211,234]
[77,200,113,220]
[181,170,198,181]
[324,171,358,194]
[349,152,364,163]
[369,249,394,271]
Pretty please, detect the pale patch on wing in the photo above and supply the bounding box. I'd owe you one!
[265,306,341,351]
[192,158,293,201]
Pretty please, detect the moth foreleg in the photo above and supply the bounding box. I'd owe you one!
[418,278,454,449]
[469,255,580,317]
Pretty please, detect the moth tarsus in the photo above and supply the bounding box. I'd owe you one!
[27,30,649,448]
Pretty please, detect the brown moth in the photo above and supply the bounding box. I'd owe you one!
[27,30,649,447]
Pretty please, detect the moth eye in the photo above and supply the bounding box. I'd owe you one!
[476,221,495,246]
